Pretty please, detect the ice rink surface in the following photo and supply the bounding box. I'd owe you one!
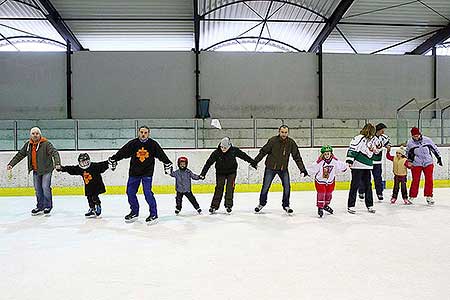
[1,189,449,300]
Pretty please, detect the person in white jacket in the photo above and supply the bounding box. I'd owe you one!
[308,145,347,218]
[346,123,378,214]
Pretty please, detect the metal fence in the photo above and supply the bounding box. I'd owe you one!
[1,118,449,151]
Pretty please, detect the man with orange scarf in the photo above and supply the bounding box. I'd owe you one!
[7,127,61,215]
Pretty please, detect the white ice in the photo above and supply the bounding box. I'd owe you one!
[1,189,449,300]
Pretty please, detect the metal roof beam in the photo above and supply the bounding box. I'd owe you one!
[407,24,450,55]
[308,0,354,53]
[36,0,85,51]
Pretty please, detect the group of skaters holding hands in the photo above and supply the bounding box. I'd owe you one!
[7,122,442,224]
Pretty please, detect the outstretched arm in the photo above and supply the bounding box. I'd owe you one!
[254,138,273,163]
[200,150,218,177]
[8,143,28,169]
[236,148,257,167]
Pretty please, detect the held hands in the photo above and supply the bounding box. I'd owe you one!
[164,163,173,175]
[108,157,117,171]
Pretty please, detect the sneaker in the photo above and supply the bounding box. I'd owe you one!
[426,197,434,205]
[175,208,181,215]
[85,208,96,218]
[196,208,202,214]
[318,208,323,218]
[323,206,334,214]
[226,207,232,214]
[403,198,412,205]
[43,208,52,216]
[377,194,384,201]
[254,204,265,213]
[367,207,376,213]
[31,208,44,216]
[347,207,356,214]
[95,205,102,216]
[390,197,397,204]
[124,212,138,223]
[146,215,158,225]
[358,193,364,201]
[209,207,216,215]
[408,197,416,203]
[283,207,294,214]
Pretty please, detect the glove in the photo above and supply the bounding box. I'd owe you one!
[437,157,443,166]
[164,163,173,174]
[301,169,308,177]
[250,162,258,170]
[108,157,117,171]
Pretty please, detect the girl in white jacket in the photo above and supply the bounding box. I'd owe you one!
[346,123,378,214]
[309,145,348,217]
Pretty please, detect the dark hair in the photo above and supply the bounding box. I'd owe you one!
[279,125,289,130]
[139,125,150,131]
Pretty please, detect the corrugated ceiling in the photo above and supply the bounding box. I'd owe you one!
[0,0,449,53]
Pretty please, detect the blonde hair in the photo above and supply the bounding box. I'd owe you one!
[360,123,376,139]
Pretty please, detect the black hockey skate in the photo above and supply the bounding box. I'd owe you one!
[124,212,138,223]
[85,208,97,218]
[323,206,334,214]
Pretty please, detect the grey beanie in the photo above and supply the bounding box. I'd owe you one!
[220,137,232,150]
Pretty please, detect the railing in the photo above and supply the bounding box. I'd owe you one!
[1,118,449,151]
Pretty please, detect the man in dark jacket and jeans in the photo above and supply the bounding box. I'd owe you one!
[253,125,308,214]
[200,137,257,214]
[7,127,61,215]
[109,125,172,224]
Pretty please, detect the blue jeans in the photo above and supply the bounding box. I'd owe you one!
[33,171,53,210]
[259,168,291,207]
[126,176,157,217]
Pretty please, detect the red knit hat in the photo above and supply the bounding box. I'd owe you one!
[411,127,421,136]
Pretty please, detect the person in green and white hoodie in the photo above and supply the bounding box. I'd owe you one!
[346,123,378,214]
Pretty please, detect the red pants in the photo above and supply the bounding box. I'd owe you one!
[315,181,335,208]
[409,164,434,198]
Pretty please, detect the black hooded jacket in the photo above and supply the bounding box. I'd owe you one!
[200,145,256,176]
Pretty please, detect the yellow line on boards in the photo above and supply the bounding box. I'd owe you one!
[1,180,449,196]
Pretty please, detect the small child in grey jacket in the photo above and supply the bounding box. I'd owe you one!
[170,156,202,215]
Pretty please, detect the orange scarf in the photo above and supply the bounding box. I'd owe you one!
[29,137,48,171]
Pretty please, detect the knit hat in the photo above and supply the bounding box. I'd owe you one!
[220,137,232,151]
[396,146,406,156]
[411,127,421,136]
[30,127,41,136]
[376,123,387,132]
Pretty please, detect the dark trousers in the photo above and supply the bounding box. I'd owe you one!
[176,192,200,210]
[259,168,291,208]
[358,164,383,196]
[211,173,236,209]
[87,194,101,208]
[392,175,408,200]
[348,169,373,208]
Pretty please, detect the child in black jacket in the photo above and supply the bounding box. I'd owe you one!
[200,137,257,214]
[59,153,113,218]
